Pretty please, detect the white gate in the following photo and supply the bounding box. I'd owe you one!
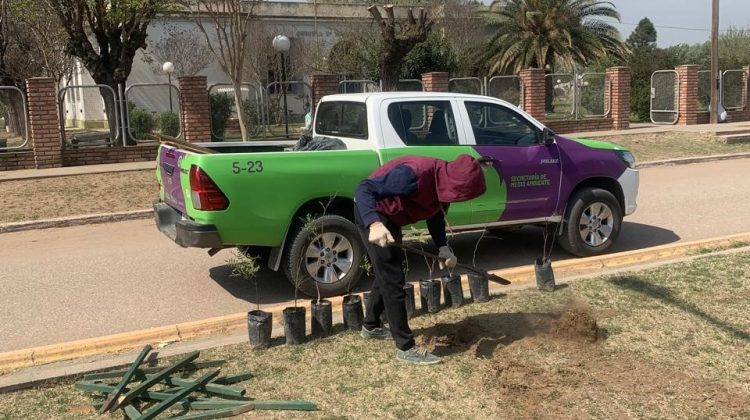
[650,70,679,124]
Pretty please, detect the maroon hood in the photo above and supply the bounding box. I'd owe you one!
[435,154,486,203]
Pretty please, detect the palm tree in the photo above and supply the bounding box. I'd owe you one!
[483,0,628,75]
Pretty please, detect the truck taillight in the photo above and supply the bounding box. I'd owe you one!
[189,165,229,211]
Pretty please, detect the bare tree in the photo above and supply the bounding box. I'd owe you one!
[45,0,164,143]
[144,23,213,77]
[368,4,433,91]
[186,0,259,141]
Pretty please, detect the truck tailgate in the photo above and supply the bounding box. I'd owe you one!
[159,145,188,214]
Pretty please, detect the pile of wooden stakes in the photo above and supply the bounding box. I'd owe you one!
[75,345,317,419]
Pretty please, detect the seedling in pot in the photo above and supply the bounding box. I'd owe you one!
[226,251,272,348]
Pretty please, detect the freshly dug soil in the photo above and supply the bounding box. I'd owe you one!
[417,302,600,358]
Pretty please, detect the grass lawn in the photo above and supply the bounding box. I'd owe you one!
[586,131,750,162]
[1,251,748,419]
[1,171,156,224]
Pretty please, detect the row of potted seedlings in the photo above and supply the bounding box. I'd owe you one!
[229,248,492,349]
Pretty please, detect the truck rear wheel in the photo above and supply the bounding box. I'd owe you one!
[283,215,366,298]
[558,188,622,256]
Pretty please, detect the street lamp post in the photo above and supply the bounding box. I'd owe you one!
[163,61,175,114]
[272,35,290,137]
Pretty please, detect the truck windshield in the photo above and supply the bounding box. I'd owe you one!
[315,101,368,139]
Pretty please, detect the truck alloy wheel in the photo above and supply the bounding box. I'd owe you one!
[284,215,365,298]
[558,187,622,257]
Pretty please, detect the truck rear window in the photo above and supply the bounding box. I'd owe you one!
[315,101,368,139]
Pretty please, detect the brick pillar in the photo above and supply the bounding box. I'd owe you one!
[421,72,449,92]
[178,76,211,142]
[519,68,546,123]
[310,73,338,113]
[676,64,699,125]
[26,77,62,169]
[606,66,631,130]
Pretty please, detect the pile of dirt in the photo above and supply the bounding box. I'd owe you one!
[549,305,599,343]
[417,302,600,358]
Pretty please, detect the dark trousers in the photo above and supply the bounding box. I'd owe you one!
[354,209,415,351]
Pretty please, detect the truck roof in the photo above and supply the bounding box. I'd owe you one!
[320,91,491,103]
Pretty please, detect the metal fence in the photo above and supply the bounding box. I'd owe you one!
[545,73,576,120]
[448,77,483,95]
[650,70,679,124]
[487,76,522,108]
[697,70,711,112]
[125,83,182,143]
[722,69,746,111]
[338,80,379,94]
[58,84,120,147]
[577,73,609,118]
[264,81,312,139]
[208,83,264,141]
[396,79,423,92]
[0,86,28,151]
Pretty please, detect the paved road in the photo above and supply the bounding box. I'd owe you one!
[3,158,750,352]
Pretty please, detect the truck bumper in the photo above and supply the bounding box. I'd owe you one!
[153,201,223,248]
[618,168,639,216]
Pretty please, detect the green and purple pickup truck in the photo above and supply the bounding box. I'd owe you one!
[154,92,639,296]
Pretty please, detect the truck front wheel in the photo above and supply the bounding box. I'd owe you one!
[283,215,366,298]
[558,188,622,257]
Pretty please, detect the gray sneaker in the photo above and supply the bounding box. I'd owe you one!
[360,326,393,340]
[395,346,442,365]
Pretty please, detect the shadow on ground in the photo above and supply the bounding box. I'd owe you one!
[208,223,680,305]
[609,276,749,341]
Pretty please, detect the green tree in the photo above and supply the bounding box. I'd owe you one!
[483,0,628,74]
[626,17,657,49]
[400,31,457,79]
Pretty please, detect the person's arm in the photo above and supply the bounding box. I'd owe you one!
[425,212,447,248]
[355,165,418,226]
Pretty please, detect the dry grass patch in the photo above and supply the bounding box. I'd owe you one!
[2,170,156,224]
[585,131,750,162]
[0,252,748,419]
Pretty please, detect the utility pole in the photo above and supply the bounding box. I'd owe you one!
[709,0,720,124]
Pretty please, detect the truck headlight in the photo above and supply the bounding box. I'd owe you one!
[616,150,636,169]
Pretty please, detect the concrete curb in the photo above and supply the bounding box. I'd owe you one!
[2,231,749,374]
[0,210,153,234]
[638,152,750,168]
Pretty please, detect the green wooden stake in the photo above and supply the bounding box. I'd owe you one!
[84,361,225,381]
[136,369,221,420]
[169,403,255,420]
[76,381,248,410]
[252,400,319,411]
[123,404,142,420]
[212,372,253,385]
[110,350,200,411]
[98,344,152,414]
[156,376,246,398]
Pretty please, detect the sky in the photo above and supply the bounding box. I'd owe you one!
[602,0,749,47]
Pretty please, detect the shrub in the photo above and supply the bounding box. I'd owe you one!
[210,93,233,142]
[159,112,180,137]
[129,107,155,139]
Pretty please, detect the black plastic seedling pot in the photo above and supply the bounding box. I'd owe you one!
[535,257,556,291]
[441,274,464,308]
[403,283,416,319]
[247,310,272,349]
[468,272,490,303]
[419,279,442,313]
[283,306,306,345]
[342,295,364,331]
[310,299,333,337]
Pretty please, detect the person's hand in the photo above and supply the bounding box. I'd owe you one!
[438,246,457,269]
[368,222,395,247]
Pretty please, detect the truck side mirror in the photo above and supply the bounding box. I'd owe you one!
[538,127,555,145]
